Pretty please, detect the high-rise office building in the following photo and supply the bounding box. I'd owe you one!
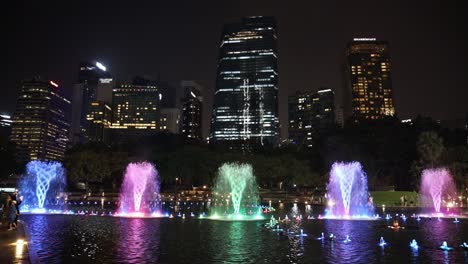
[0,113,12,139]
[210,16,279,148]
[159,108,180,133]
[345,38,395,120]
[181,82,203,140]
[110,83,161,140]
[10,77,70,162]
[70,61,111,144]
[288,88,335,147]
[86,102,112,144]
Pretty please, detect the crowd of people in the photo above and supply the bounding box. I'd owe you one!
[0,190,22,231]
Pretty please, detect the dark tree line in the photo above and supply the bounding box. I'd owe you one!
[1,115,467,194]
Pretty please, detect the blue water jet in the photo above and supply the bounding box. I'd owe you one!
[18,161,66,213]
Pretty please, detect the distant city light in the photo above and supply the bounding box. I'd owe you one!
[49,81,59,88]
[401,119,412,123]
[159,93,162,100]
[190,91,196,98]
[96,62,107,71]
[317,89,332,93]
[99,78,113,84]
[0,114,11,119]
[353,38,376,41]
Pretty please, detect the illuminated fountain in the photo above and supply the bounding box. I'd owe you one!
[19,161,66,213]
[420,168,456,217]
[204,163,263,221]
[321,162,375,219]
[115,162,162,218]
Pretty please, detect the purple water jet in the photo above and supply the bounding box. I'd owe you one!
[420,168,455,215]
[323,161,375,219]
[116,162,161,217]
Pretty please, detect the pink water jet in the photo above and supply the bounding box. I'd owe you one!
[116,162,161,217]
[420,168,455,214]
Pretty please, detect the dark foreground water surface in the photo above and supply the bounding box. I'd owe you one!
[22,207,467,263]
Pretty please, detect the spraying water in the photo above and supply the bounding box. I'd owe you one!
[116,162,160,217]
[420,168,455,214]
[207,163,263,220]
[19,161,66,213]
[323,162,374,219]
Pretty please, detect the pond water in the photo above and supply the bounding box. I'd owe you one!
[22,206,467,263]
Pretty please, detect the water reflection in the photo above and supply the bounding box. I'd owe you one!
[323,220,376,263]
[116,218,160,263]
[21,207,467,264]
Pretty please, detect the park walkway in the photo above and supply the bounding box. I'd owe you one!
[0,220,30,263]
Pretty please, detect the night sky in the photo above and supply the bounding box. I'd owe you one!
[5,1,467,138]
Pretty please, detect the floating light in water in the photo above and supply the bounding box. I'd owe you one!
[410,239,418,250]
[440,241,453,251]
[344,235,351,243]
[379,237,387,247]
[296,229,308,237]
[317,232,325,240]
[453,218,459,223]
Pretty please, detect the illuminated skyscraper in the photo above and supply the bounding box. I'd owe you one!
[70,61,111,144]
[0,113,12,137]
[159,108,180,133]
[345,38,395,120]
[86,101,112,144]
[110,83,161,140]
[288,88,335,147]
[210,16,279,148]
[10,77,70,162]
[181,81,203,140]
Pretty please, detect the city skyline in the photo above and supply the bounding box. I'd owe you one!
[5,1,467,139]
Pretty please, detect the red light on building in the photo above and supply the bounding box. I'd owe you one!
[50,81,59,88]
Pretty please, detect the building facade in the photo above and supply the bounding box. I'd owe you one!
[210,16,279,148]
[86,101,112,144]
[180,81,203,140]
[288,88,335,147]
[110,83,161,140]
[10,78,70,162]
[70,61,111,144]
[345,38,395,120]
[159,108,180,134]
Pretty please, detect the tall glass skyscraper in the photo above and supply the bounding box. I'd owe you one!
[345,38,395,120]
[181,82,203,140]
[70,61,111,144]
[11,77,70,162]
[210,16,279,147]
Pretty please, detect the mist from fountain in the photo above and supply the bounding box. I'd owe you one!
[322,161,375,219]
[18,161,66,213]
[420,168,456,215]
[205,163,263,221]
[115,162,161,218]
